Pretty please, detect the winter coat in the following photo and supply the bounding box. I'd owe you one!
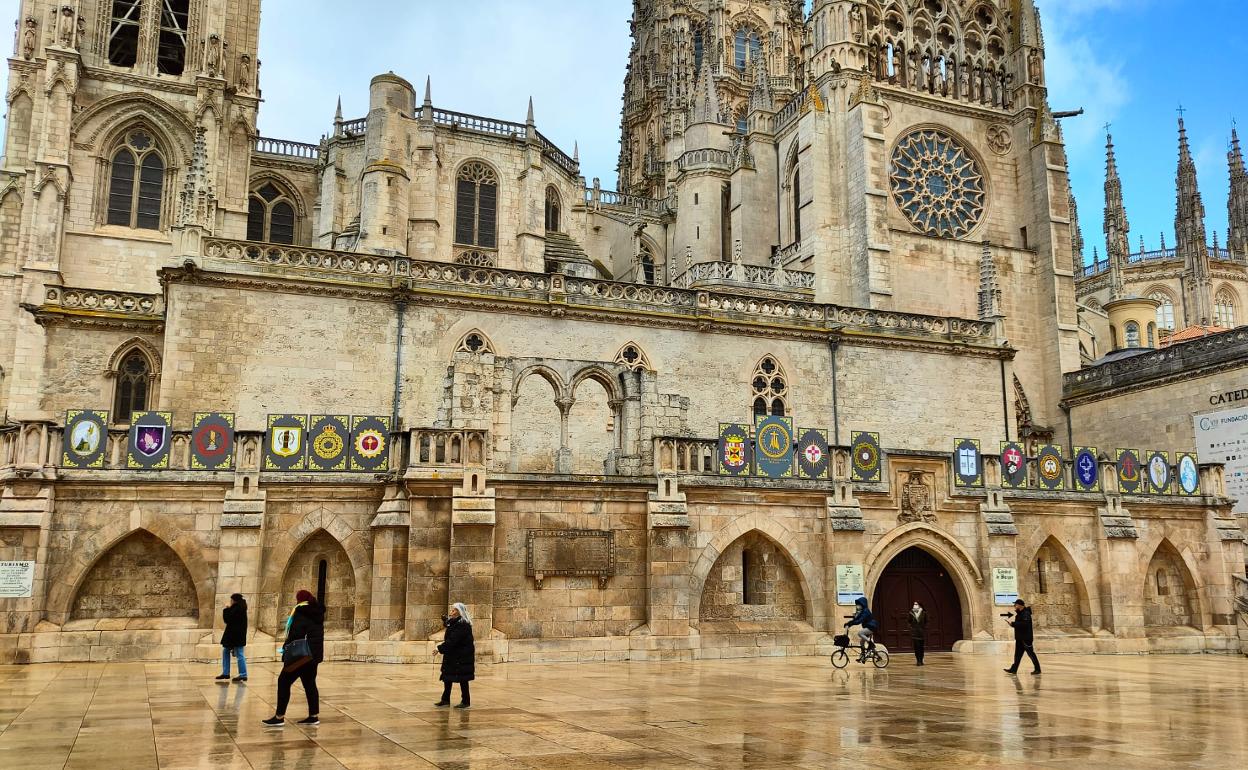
[220,602,248,648]
[438,617,476,683]
[1010,607,1034,644]
[907,609,928,641]
[846,597,879,631]
[284,601,326,663]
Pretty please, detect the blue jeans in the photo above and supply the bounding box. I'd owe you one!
[221,646,247,677]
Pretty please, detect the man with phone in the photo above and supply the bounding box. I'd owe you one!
[1003,598,1041,675]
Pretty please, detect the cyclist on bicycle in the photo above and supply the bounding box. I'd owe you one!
[844,597,880,663]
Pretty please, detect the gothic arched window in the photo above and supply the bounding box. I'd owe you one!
[1149,291,1175,331]
[544,186,561,233]
[108,1,142,68]
[693,28,705,73]
[639,243,656,285]
[247,182,297,244]
[751,356,788,418]
[106,129,165,230]
[156,0,190,75]
[1215,289,1238,327]
[734,28,761,72]
[791,167,802,243]
[1124,321,1140,349]
[455,161,498,249]
[113,350,150,421]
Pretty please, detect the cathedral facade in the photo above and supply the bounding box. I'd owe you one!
[0,0,1243,665]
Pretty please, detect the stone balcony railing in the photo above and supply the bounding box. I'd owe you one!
[202,238,412,280]
[254,136,319,160]
[676,148,733,172]
[672,260,815,294]
[41,285,162,317]
[408,428,489,474]
[1063,327,1248,401]
[584,185,669,217]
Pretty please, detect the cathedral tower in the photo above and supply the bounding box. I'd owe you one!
[1175,118,1212,326]
[1103,133,1130,300]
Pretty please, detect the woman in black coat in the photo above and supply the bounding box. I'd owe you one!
[262,589,326,727]
[435,602,475,709]
[217,593,248,682]
[907,600,929,666]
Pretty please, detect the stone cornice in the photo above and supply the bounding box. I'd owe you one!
[1062,328,1248,405]
[22,303,164,332]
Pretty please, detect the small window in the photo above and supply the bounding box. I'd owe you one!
[1149,291,1175,331]
[317,559,328,607]
[737,116,748,134]
[639,243,656,285]
[455,162,498,248]
[156,0,190,75]
[1124,321,1140,348]
[107,130,165,230]
[246,182,297,244]
[751,356,788,417]
[693,29,704,73]
[791,169,802,242]
[1215,289,1237,327]
[1036,560,1047,594]
[544,186,561,232]
[734,28,761,72]
[113,350,150,421]
[109,1,143,68]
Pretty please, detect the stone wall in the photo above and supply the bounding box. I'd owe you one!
[699,531,806,622]
[1022,540,1083,632]
[279,529,357,635]
[70,530,199,621]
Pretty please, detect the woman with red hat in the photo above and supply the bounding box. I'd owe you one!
[263,589,325,727]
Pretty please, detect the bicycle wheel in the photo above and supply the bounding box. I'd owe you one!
[871,648,890,668]
[830,649,849,668]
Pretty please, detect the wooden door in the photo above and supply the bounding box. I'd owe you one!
[872,547,964,652]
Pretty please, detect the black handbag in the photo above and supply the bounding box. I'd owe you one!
[283,636,311,662]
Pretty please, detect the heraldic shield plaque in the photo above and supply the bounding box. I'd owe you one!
[127,411,172,470]
[1116,449,1143,494]
[753,416,795,479]
[717,423,752,477]
[796,427,830,480]
[1035,444,1065,490]
[850,431,882,483]
[62,409,108,469]
[1146,450,1171,494]
[308,415,350,472]
[190,412,234,470]
[1073,446,1099,492]
[1176,453,1200,496]
[349,416,391,472]
[953,438,983,488]
[1000,441,1027,489]
[265,414,308,471]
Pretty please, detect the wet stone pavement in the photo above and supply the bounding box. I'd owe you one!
[0,653,1245,769]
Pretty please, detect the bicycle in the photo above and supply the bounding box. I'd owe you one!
[830,632,890,669]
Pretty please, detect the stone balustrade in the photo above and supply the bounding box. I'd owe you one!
[584,185,669,217]
[409,428,489,471]
[771,241,803,267]
[337,117,367,137]
[676,148,733,172]
[202,238,412,280]
[41,286,162,317]
[672,260,816,294]
[254,136,319,160]
[1064,327,1248,399]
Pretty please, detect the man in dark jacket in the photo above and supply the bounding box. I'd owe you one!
[1004,598,1041,675]
[217,593,248,682]
[435,602,476,709]
[907,601,928,666]
[844,596,879,663]
[263,590,326,727]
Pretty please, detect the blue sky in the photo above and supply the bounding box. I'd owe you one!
[1,0,1243,265]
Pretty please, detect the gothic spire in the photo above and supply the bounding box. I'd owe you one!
[1069,189,1085,265]
[1103,133,1129,299]
[749,57,774,113]
[1175,117,1212,325]
[977,242,1003,322]
[1229,127,1248,262]
[691,56,723,125]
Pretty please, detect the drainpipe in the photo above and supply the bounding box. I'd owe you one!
[1061,402,1074,453]
[391,298,406,430]
[829,338,841,446]
[998,358,1010,442]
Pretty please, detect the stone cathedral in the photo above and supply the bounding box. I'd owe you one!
[0,0,1243,665]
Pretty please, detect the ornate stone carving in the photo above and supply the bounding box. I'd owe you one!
[890,128,986,239]
[898,471,937,524]
[204,34,222,78]
[21,16,36,59]
[986,124,1012,156]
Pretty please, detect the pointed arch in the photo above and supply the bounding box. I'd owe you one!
[699,530,807,622]
[570,364,624,404]
[69,529,199,622]
[1020,533,1094,632]
[105,336,162,423]
[106,336,162,374]
[1142,537,1204,632]
[1214,285,1238,327]
[511,363,569,404]
[614,341,653,372]
[750,355,789,418]
[690,512,823,627]
[246,175,302,244]
[865,522,983,639]
[455,328,496,355]
[74,92,194,165]
[280,528,359,635]
[262,507,371,636]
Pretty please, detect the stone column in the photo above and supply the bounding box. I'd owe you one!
[214,474,267,658]
[1093,458,1144,650]
[826,478,864,636]
[555,396,573,474]
[449,470,501,658]
[632,476,694,660]
[369,483,410,641]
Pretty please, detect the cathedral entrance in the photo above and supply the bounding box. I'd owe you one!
[873,547,963,652]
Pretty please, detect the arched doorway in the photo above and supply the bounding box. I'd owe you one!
[872,546,963,652]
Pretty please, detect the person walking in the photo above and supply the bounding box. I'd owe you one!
[216,593,248,682]
[434,602,475,709]
[262,589,325,727]
[907,600,928,666]
[1003,598,1041,675]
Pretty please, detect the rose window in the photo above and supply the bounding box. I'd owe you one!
[890,129,985,239]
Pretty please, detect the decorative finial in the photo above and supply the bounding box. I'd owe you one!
[526,96,535,126]
[423,76,432,107]
[334,96,343,123]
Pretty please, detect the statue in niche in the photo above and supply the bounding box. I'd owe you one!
[909,49,921,88]
[1028,48,1043,83]
[849,4,864,43]
[237,54,252,93]
[56,5,74,48]
[21,16,36,59]
[939,62,949,96]
[898,471,937,524]
[204,34,222,77]
[890,46,901,83]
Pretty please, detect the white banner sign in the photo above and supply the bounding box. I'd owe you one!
[992,566,1018,606]
[1195,404,1248,514]
[0,561,34,598]
[836,564,865,605]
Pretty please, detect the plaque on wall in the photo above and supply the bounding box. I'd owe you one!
[525,529,615,589]
[264,414,308,471]
[190,412,235,471]
[753,416,794,479]
[348,415,392,472]
[1000,441,1027,489]
[717,423,752,477]
[1146,450,1171,494]
[1116,449,1143,494]
[62,410,108,469]
[1073,447,1099,492]
[1176,453,1200,496]
[796,427,830,480]
[308,414,350,472]
[953,438,983,488]
[849,431,882,483]
[126,411,173,470]
[1035,444,1065,491]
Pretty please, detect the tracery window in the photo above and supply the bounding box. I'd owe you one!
[1215,289,1237,327]
[1149,291,1175,331]
[455,161,498,249]
[639,243,656,285]
[751,356,788,418]
[890,128,985,239]
[791,167,802,243]
[156,0,190,75]
[544,186,561,232]
[246,182,297,244]
[1124,321,1140,349]
[734,28,761,72]
[113,350,150,420]
[693,29,704,73]
[106,129,165,230]
[108,1,143,68]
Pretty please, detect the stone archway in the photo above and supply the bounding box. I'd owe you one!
[1022,536,1093,633]
[872,546,963,652]
[69,529,199,623]
[698,530,807,623]
[865,523,983,642]
[280,529,357,636]
[1144,539,1201,634]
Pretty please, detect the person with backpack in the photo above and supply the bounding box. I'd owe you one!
[844,596,880,663]
[216,593,248,682]
[262,589,325,727]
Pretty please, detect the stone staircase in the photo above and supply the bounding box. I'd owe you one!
[543,231,599,278]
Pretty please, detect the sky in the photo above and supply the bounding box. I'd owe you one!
[1,0,1244,265]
